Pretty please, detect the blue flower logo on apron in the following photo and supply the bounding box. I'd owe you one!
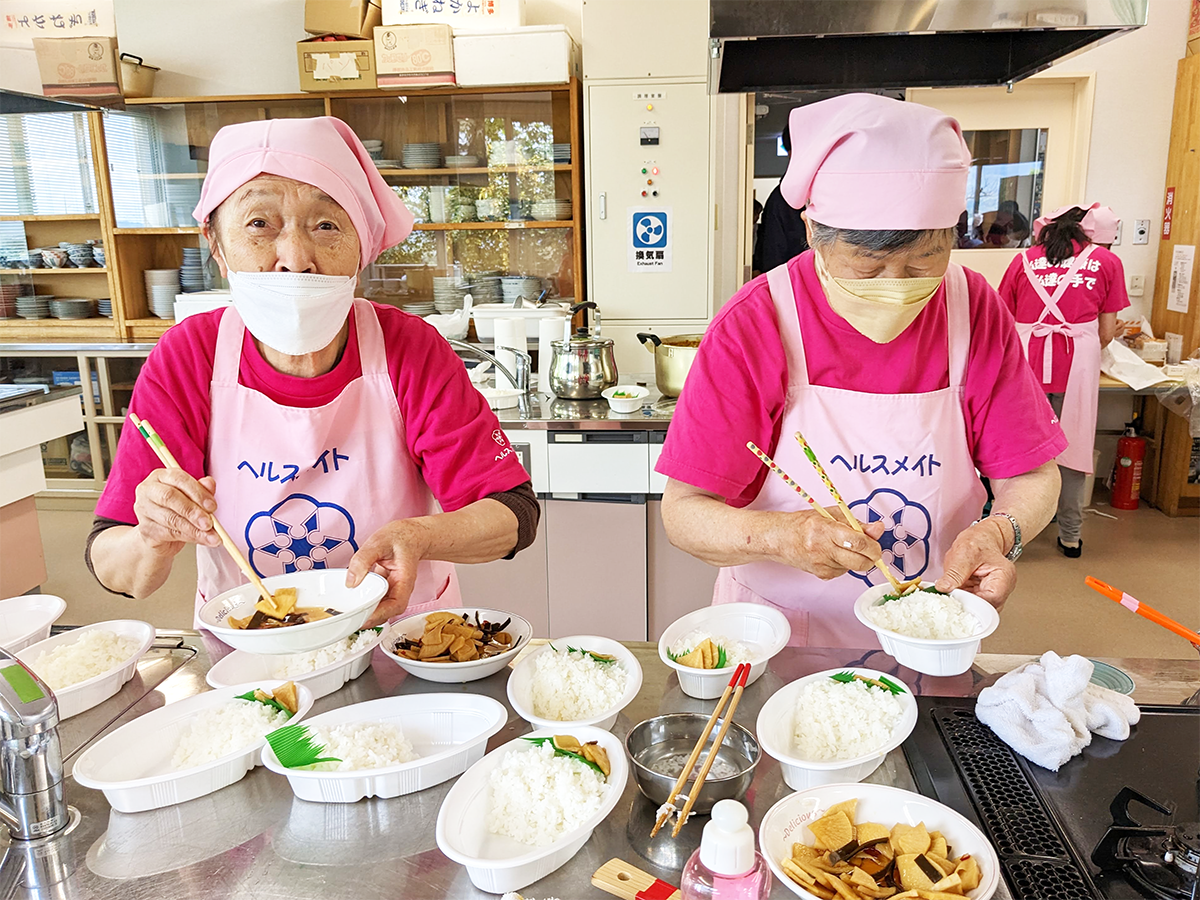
[847,488,932,585]
[245,494,358,578]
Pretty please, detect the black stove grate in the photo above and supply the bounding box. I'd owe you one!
[1005,858,1100,900]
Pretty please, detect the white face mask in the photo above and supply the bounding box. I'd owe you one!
[226,270,356,356]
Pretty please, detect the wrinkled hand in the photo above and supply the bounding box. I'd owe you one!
[771,507,886,580]
[346,519,430,627]
[133,469,219,554]
[935,519,1016,610]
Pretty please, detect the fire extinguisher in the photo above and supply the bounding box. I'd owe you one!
[1111,427,1146,510]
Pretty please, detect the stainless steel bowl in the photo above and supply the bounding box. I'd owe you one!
[625,714,760,814]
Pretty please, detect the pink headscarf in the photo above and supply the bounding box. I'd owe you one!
[1031,202,1119,243]
[780,93,971,230]
[193,117,414,270]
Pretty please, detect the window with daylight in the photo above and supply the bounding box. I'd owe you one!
[0,112,98,216]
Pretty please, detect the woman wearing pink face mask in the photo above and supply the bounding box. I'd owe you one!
[657,94,1067,649]
[87,117,537,628]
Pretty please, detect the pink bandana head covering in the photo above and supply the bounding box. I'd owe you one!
[193,116,414,270]
[780,93,970,230]
[1030,202,1117,243]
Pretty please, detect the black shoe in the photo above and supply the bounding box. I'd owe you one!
[1057,538,1082,558]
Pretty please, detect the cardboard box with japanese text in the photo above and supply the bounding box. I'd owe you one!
[297,37,377,91]
[382,0,525,32]
[374,24,454,87]
[32,36,121,102]
[305,0,383,38]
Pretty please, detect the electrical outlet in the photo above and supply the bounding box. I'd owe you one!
[1132,219,1151,245]
[1129,274,1145,297]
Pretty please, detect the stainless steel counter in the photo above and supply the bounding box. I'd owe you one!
[492,374,675,430]
[7,639,1198,899]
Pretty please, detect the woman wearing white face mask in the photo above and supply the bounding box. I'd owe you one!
[657,94,1066,649]
[88,117,537,628]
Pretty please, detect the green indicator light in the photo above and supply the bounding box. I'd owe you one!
[641,168,647,174]
[1,665,44,703]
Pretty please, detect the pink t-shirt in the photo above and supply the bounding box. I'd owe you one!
[96,303,530,525]
[998,241,1130,393]
[657,252,1067,506]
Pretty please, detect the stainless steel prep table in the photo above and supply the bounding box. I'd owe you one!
[14,635,1196,900]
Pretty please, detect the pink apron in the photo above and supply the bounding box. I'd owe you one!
[195,298,459,626]
[713,263,988,649]
[1015,245,1101,474]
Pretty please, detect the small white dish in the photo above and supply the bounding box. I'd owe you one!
[0,594,66,652]
[477,386,523,409]
[380,607,531,683]
[261,693,507,804]
[601,385,649,413]
[435,726,629,894]
[658,602,791,699]
[755,667,917,791]
[17,620,155,720]
[197,569,387,655]
[760,783,1000,900]
[73,680,315,813]
[506,635,643,732]
[204,628,382,701]
[854,583,1000,676]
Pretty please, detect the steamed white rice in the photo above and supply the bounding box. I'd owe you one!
[866,590,981,639]
[307,721,418,771]
[530,647,629,721]
[792,678,904,761]
[171,699,291,769]
[669,629,755,666]
[271,629,379,678]
[487,741,606,846]
[32,630,139,690]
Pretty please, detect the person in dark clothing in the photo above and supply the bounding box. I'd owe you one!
[754,122,809,274]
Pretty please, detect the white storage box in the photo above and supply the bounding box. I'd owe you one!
[471,302,569,340]
[454,26,579,87]
[383,0,524,30]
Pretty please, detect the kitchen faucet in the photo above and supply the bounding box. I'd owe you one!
[0,649,68,842]
[447,340,532,394]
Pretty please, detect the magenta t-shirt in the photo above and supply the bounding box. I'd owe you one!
[656,252,1068,506]
[998,241,1131,393]
[96,302,531,525]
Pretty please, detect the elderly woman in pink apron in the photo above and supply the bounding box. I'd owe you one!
[999,204,1129,558]
[87,117,537,627]
[657,94,1067,650]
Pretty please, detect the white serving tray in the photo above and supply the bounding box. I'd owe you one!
[0,593,66,652]
[205,629,382,701]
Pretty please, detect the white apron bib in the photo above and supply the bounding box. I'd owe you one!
[195,298,459,626]
[1016,245,1101,474]
[713,263,988,649]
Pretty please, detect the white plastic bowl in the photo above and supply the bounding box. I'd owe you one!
[197,569,387,655]
[205,628,382,701]
[658,602,791,699]
[760,783,1001,900]
[601,385,649,413]
[380,607,532,683]
[854,583,1000,676]
[0,594,66,652]
[73,680,315,813]
[756,667,917,791]
[262,693,507,804]
[17,620,155,720]
[507,635,643,732]
[435,726,629,894]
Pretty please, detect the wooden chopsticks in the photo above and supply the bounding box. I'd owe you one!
[1086,576,1200,646]
[129,413,277,609]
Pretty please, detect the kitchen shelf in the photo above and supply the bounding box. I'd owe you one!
[112,227,201,235]
[0,214,101,222]
[414,221,573,231]
[124,318,175,340]
[0,268,108,275]
[377,165,572,176]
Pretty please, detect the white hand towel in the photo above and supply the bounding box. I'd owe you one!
[1083,683,1141,740]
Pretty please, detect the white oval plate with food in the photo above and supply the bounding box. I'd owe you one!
[658,602,791,699]
[0,594,66,653]
[507,635,642,732]
[380,607,531,683]
[205,627,382,700]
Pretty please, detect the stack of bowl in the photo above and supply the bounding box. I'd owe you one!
[15,295,51,319]
[16,252,43,269]
[500,275,543,304]
[62,243,95,267]
[144,269,181,318]
[444,154,479,169]
[40,248,68,268]
[92,243,106,267]
[50,298,95,320]
[361,138,384,160]
[180,248,206,293]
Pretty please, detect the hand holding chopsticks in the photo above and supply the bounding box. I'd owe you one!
[1086,577,1200,646]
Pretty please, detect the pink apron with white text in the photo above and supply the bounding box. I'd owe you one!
[1015,245,1101,474]
[713,263,988,649]
[194,298,459,626]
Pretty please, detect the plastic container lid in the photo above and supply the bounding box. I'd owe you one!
[700,799,756,876]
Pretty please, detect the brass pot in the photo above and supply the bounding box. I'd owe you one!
[638,332,703,398]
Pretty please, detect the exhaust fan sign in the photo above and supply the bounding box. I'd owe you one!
[628,208,672,272]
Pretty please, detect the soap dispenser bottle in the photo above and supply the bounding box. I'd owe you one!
[679,799,771,900]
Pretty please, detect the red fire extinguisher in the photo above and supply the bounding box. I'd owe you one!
[1111,428,1146,510]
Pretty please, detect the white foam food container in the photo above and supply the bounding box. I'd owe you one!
[380,607,531,683]
[0,594,66,652]
[17,620,155,720]
[854,583,1000,676]
[436,725,628,894]
[197,569,387,655]
[262,693,507,803]
[756,667,917,792]
[658,602,791,699]
[507,635,642,732]
[73,680,315,813]
[760,782,1001,900]
[204,628,382,700]
[471,302,569,340]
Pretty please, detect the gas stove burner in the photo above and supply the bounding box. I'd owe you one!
[1092,787,1200,900]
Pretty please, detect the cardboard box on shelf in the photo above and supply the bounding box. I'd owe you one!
[374,24,455,87]
[297,37,377,91]
[454,25,579,87]
[382,0,524,31]
[305,0,383,39]
[32,36,122,103]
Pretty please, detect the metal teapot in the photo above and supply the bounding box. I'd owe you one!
[548,302,617,400]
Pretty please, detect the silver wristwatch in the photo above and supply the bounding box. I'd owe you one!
[971,512,1022,561]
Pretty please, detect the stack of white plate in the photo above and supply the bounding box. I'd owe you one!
[372,159,400,170]
[500,275,543,304]
[97,298,113,317]
[144,269,181,318]
[50,298,95,319]
[15,296,50,319]
[402,143,441,169]
[180,248,206,293]
[552,143,571,164]
[433,276,470,313]
[400,300,435,316]
[444,155,479,168]
[531,199,573,221]
[465,271,503,303]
